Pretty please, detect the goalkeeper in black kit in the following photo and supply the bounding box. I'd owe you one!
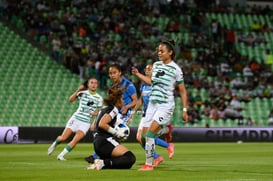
[86,86,136,170]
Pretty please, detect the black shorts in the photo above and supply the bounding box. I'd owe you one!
[93,135,120,159]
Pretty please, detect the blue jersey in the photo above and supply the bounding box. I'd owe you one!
[116,76,137,123]
[140,83,152,117]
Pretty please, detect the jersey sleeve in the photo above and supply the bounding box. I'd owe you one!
[108,106,119,119]
[176,66,184,84]
[77,90,85,100]
[97,95,104,108]
[127,83,137,96]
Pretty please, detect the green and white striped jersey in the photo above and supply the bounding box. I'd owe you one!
[73,90,103,123]
[150,61,184,103]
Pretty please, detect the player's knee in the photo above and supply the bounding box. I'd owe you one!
[57,136,65,142]
[124,151,136,168]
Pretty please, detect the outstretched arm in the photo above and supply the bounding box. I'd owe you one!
[128,93,143,122]
[69,84,86,102]
[131,67,152,85]
[121,93,137,115]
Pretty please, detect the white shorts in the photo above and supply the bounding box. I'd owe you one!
[145,101,175,126]
[66,116,90,135]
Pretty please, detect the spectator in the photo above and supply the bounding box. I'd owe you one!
[51,35,61,63]
[251,20,262,32]
[264,49,273,71]
[209,104,221,120]
[211,19,221,43]
[230,94,244,112]
[225,28,236,53]
[219,60,231,79]
[187,105,201,125]
[230,74,246,89]
[86,56,96,78]
[242,63,254,81]
[201,100,211,117]
[223,104,243,120]
[220,85,232,102]
[63,44,74,70]
[208,83,219,98]
[245,117,256,126]
[194,93,203,108]
[249,59,261,75]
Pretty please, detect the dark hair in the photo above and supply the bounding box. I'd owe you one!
[109,63,122,74]
[82,77,97,88]
[104,86,124,106]
[159,39,176,60]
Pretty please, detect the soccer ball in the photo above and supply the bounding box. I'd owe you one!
[114,123,130,142]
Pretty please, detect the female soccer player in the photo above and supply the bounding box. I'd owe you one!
[84,63,137,163]
[132,39,189,171]
[108,63,137,124]
[130,63,174,167]
[47,77,103,160]
[86,87,136,170]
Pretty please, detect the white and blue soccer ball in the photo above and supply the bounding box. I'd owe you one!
[114,123,130,142]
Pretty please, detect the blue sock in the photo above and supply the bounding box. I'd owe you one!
[154,152,159,159]
[155,137,169,148]
[141,142,159,159]
[93,152,98,159]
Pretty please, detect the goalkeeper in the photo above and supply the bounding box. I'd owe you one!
[86,86,136,170]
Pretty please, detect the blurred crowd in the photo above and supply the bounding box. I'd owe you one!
[1,0,273,126]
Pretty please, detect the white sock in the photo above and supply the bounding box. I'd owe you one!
[59,148,69,157]
[145,137,155,166]
[50,141,56,148]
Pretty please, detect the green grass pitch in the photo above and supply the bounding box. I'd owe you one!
[0,143,272,181]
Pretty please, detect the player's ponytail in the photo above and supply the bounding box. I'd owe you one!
[104,86,124,106]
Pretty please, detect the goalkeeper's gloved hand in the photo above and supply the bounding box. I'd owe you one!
[114,127,125,138]
[107,126,124,138]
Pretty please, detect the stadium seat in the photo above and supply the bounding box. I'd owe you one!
[0,24,87,127]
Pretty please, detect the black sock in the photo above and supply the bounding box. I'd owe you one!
[104,151,136,169]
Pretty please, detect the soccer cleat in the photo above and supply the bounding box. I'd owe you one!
[48,143,56,155]
[93,159,104,170]
[153,156,163,167]
[165,124,173,143]
[138,164,153,171]
[84,155,95,164]
[57,155,66,161]
[167,143,175,159]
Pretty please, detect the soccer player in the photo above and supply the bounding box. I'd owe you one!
[86,87,136,170]
[108,63,137,124]
[47,77,103,160]
[130,63,174,167]
[132,39,188,170]
[84,63,137,163]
